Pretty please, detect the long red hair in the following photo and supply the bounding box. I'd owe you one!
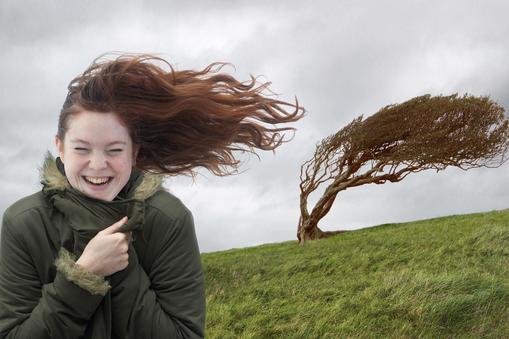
[58,53,305,176]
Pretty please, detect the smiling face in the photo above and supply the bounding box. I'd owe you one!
[55,110,139,201]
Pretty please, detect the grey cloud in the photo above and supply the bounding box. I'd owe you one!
[2,0,509,252]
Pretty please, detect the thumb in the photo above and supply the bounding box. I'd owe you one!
[101,216,128,235]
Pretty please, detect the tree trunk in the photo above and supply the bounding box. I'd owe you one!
[298,182,347,244]
[298,215,348,244]
[298,188,334,243]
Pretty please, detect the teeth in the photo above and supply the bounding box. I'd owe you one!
[85,176,110,184]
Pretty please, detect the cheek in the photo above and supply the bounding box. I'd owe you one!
[63,155,85,174]
[114,158,134,177]
[62,158,86,190]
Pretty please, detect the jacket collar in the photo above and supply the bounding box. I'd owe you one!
[39,151,164,201]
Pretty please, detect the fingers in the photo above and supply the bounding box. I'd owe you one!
[101,216,128,235]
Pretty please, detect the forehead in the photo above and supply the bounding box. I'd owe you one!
[66,111,132,144]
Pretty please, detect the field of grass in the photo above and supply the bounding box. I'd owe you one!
[201,209,509,338]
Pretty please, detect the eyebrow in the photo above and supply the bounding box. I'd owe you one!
[70,139,127,146]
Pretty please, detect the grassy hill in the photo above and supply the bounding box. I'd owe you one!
[201,209,509,338]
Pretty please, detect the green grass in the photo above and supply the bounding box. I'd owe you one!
[202,209,509,338]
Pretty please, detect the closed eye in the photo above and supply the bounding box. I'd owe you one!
[108,149,123,152]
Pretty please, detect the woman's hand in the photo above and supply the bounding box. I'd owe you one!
[76,216,132,277]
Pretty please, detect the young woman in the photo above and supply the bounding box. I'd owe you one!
[0,53,304,338]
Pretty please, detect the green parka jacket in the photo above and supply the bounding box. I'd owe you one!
[0,152,205,338]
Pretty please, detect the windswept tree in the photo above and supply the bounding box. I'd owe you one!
[298,94,509,243]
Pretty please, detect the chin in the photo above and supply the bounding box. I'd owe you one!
[86,191,115,201]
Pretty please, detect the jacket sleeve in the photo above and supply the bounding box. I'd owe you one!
[0,211,109,339]
[110,208,206,339]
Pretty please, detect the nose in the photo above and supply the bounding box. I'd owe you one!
[88,151,108,171]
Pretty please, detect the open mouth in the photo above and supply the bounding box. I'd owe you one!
[82,176,113,186]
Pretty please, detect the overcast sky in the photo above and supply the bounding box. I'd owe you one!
[1,0,509,253]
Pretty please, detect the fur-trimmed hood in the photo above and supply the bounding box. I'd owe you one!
[39,151,164,201]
